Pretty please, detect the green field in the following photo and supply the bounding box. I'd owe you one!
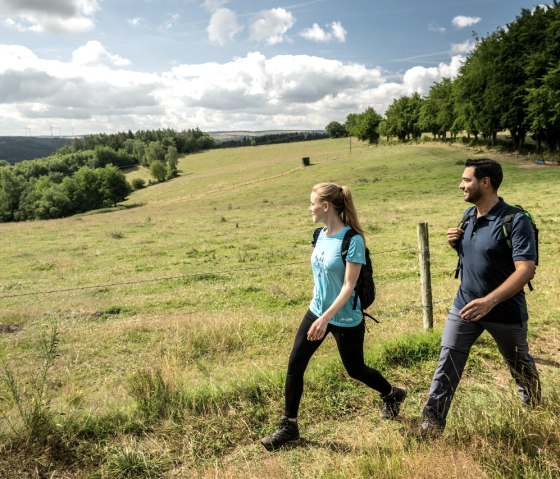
[1,139,559,478]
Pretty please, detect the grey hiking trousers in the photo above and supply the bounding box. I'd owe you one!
[423,306,541,426]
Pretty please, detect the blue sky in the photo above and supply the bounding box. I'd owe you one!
[0,0,546,136]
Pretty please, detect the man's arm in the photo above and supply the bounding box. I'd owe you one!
[459,260,536,321]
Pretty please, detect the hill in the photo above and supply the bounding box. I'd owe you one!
[0,136,72,163]
[0,140,559,478]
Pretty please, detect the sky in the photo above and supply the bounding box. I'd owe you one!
[0,0,548,136]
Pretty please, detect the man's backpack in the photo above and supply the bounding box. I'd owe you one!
[454,204,539,290]
[312,227,378,322]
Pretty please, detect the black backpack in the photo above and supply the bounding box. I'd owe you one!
[454,204,539,290]
[312,227,378,322]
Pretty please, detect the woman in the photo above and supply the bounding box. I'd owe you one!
[261,183,406,451]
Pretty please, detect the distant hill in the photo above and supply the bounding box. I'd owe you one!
[0,136,72,163]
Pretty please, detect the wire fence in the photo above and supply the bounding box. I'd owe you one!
[0,241,436,300]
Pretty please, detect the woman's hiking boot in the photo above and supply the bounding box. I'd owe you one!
[261,416,299,451]
[380,386,407,419]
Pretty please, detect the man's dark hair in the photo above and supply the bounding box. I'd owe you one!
[465,158,503,191]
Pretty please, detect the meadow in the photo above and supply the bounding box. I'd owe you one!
[0,139,559,478]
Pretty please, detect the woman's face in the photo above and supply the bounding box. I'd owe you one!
[309,191,327,224]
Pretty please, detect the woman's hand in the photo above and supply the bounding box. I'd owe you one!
[307,316,329,341]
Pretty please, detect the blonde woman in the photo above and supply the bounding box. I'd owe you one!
[261,183,406,451]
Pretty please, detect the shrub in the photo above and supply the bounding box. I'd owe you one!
[131,178,146,190]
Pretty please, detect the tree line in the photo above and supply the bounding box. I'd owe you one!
[326,4,560,153]
[215,131,326,148]
[0,128,214,222]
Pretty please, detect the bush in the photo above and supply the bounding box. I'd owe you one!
[131,178,146,190]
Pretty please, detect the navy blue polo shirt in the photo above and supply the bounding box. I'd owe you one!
[453,198,536,323]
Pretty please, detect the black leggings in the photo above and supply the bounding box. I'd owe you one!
[284,310,392,418]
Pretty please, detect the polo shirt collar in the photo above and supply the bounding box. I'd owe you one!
[483,197,506,220]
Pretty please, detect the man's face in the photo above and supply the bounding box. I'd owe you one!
[460,167,482,203]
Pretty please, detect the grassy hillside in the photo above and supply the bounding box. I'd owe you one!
[0,140,559,478]
[0,136,71,163]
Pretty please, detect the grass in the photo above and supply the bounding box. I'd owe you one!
[0,139,559,478]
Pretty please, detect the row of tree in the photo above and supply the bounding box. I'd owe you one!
[0,164,130,221]
[326,4,560,152]
[0,128,216,222]
[215,131,326,148]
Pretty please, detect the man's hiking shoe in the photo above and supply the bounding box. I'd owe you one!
[380,386,407,419]
[419,408,445,439]
[260,416,299,451]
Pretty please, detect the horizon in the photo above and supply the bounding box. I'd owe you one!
[0,0,547,136]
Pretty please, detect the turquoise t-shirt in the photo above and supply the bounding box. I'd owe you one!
[309,225,366,327]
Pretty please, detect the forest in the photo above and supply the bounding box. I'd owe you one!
[327,4,560,154]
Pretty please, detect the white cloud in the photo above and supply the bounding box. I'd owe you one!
[250,8,295,45]
[428,23,446,33]
[127,17,144,27]
[331,21,347,42]
[450,40,475,54]
[71,41,131,66]
[0,0,99,33]
[300,23,330,42]
[452,15,481,28]
[160,13,180,31]
[300,20,347,43]
[401,55,464,95]
[207,8,243,45]
[203,0,229,13]
[0,43,466,135]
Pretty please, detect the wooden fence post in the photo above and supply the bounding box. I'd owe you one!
[417,222,433,331]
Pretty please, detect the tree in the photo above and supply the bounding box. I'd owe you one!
[66,166,103,212]
[0,168,25,221]
[385,94,423,141]
[344,113,360,138]
[149,160,167,182]
[527,65,560,151]
[356,107,383,144]
[145,141,166,166]
[378,120,390,142]
[420,78,455,139]
[165,146,179,179]
[325,121,347,138]
[344,108,383,143]
[98,165,131,206]
[132,140,147,166]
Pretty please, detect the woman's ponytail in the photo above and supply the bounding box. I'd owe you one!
[312,183,366,240]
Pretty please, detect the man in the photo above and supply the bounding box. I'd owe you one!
[421,158,541,437]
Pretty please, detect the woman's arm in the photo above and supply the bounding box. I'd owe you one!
[307,261,361,341]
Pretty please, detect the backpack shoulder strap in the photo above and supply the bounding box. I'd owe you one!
[458,206,476,229]
[311,227,323,247]
[341,227,359,264]
[500,204,537,291]
[454,206,476,279]
[500,205,524,248]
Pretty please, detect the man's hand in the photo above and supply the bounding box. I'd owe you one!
[447,227,464,247]
[460,298,496,322]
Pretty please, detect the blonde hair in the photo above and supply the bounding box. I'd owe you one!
[312,182,365,239]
